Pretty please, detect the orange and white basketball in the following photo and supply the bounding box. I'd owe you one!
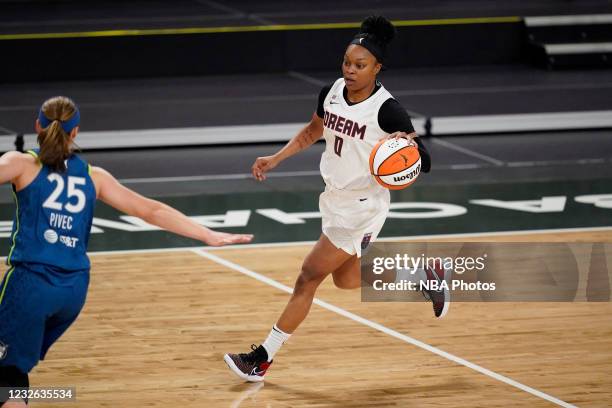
[369,138,421,190]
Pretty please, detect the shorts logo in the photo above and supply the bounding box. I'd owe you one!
[0,341,7,360]
[361,233,372,250]
[44,229,58,244]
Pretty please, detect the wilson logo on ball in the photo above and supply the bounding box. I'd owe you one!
[369,138,421,190]
[393,164,421,182]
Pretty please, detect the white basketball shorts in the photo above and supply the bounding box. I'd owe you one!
[319,186,390,257]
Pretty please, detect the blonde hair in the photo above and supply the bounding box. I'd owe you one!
[37,96,78,172]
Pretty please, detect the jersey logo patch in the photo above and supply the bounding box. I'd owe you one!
[361,233,372,250]
[44,229,58,244]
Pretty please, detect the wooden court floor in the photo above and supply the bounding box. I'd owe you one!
[29,229,612,407]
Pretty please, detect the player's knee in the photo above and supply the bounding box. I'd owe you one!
[294,262,326,293]
[332,273,360,290]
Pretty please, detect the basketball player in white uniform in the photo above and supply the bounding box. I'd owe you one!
[224,16,440,383]
[318,76,395,259]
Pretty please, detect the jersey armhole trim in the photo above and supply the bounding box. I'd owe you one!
[26,150,42,167]
[5,188,21,269]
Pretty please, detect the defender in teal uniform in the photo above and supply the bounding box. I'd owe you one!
[0,96,253,407]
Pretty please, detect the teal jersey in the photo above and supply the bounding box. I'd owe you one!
[6,150,96,272]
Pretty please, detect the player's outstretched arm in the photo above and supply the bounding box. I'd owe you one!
[252,112,323,181]
[0,151,27,185]
[90,166,253,246]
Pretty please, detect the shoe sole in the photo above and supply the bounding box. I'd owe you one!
[438,267,452,318]
[438,285,450,318]
[223,354,266,383]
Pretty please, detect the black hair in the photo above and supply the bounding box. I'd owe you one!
[350,16,396,63]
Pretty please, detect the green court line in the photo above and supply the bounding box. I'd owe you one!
[0,16,522,41]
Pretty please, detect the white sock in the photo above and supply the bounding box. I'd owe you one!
[262,325,291,362]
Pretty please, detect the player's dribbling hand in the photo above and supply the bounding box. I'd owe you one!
[205,231,254,247]
[383,131,419,147]
[252,155,279,181]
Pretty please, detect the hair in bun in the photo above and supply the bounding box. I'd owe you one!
[359,15,396,47]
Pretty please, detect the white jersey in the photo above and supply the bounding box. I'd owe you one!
[320,77,393,192]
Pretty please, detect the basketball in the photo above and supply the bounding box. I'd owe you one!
[369,138,421,190]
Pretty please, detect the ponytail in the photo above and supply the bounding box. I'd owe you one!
[36,96,79,172]
[37,120,71,172]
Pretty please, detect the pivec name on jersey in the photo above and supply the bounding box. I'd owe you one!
[49,212,74,231]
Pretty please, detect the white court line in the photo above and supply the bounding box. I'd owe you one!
[287,71,327,87]
[0,125,16,135]
[196,0,274,25]
[194,249,578,408]
[431,138,505,166]
[449,163,487,170]
[4,225,591,267]
[507,158,607,167]
[195,0,245,17]
[74,225,612,258]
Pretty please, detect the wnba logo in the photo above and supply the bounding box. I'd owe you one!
[0,341,7,360]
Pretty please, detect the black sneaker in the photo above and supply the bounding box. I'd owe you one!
[421,260,451,318]
[224,344,272,382]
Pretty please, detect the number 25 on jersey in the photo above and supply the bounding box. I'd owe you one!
[42,174,87,213]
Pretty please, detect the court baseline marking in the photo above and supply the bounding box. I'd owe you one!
[193,248,577,408]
